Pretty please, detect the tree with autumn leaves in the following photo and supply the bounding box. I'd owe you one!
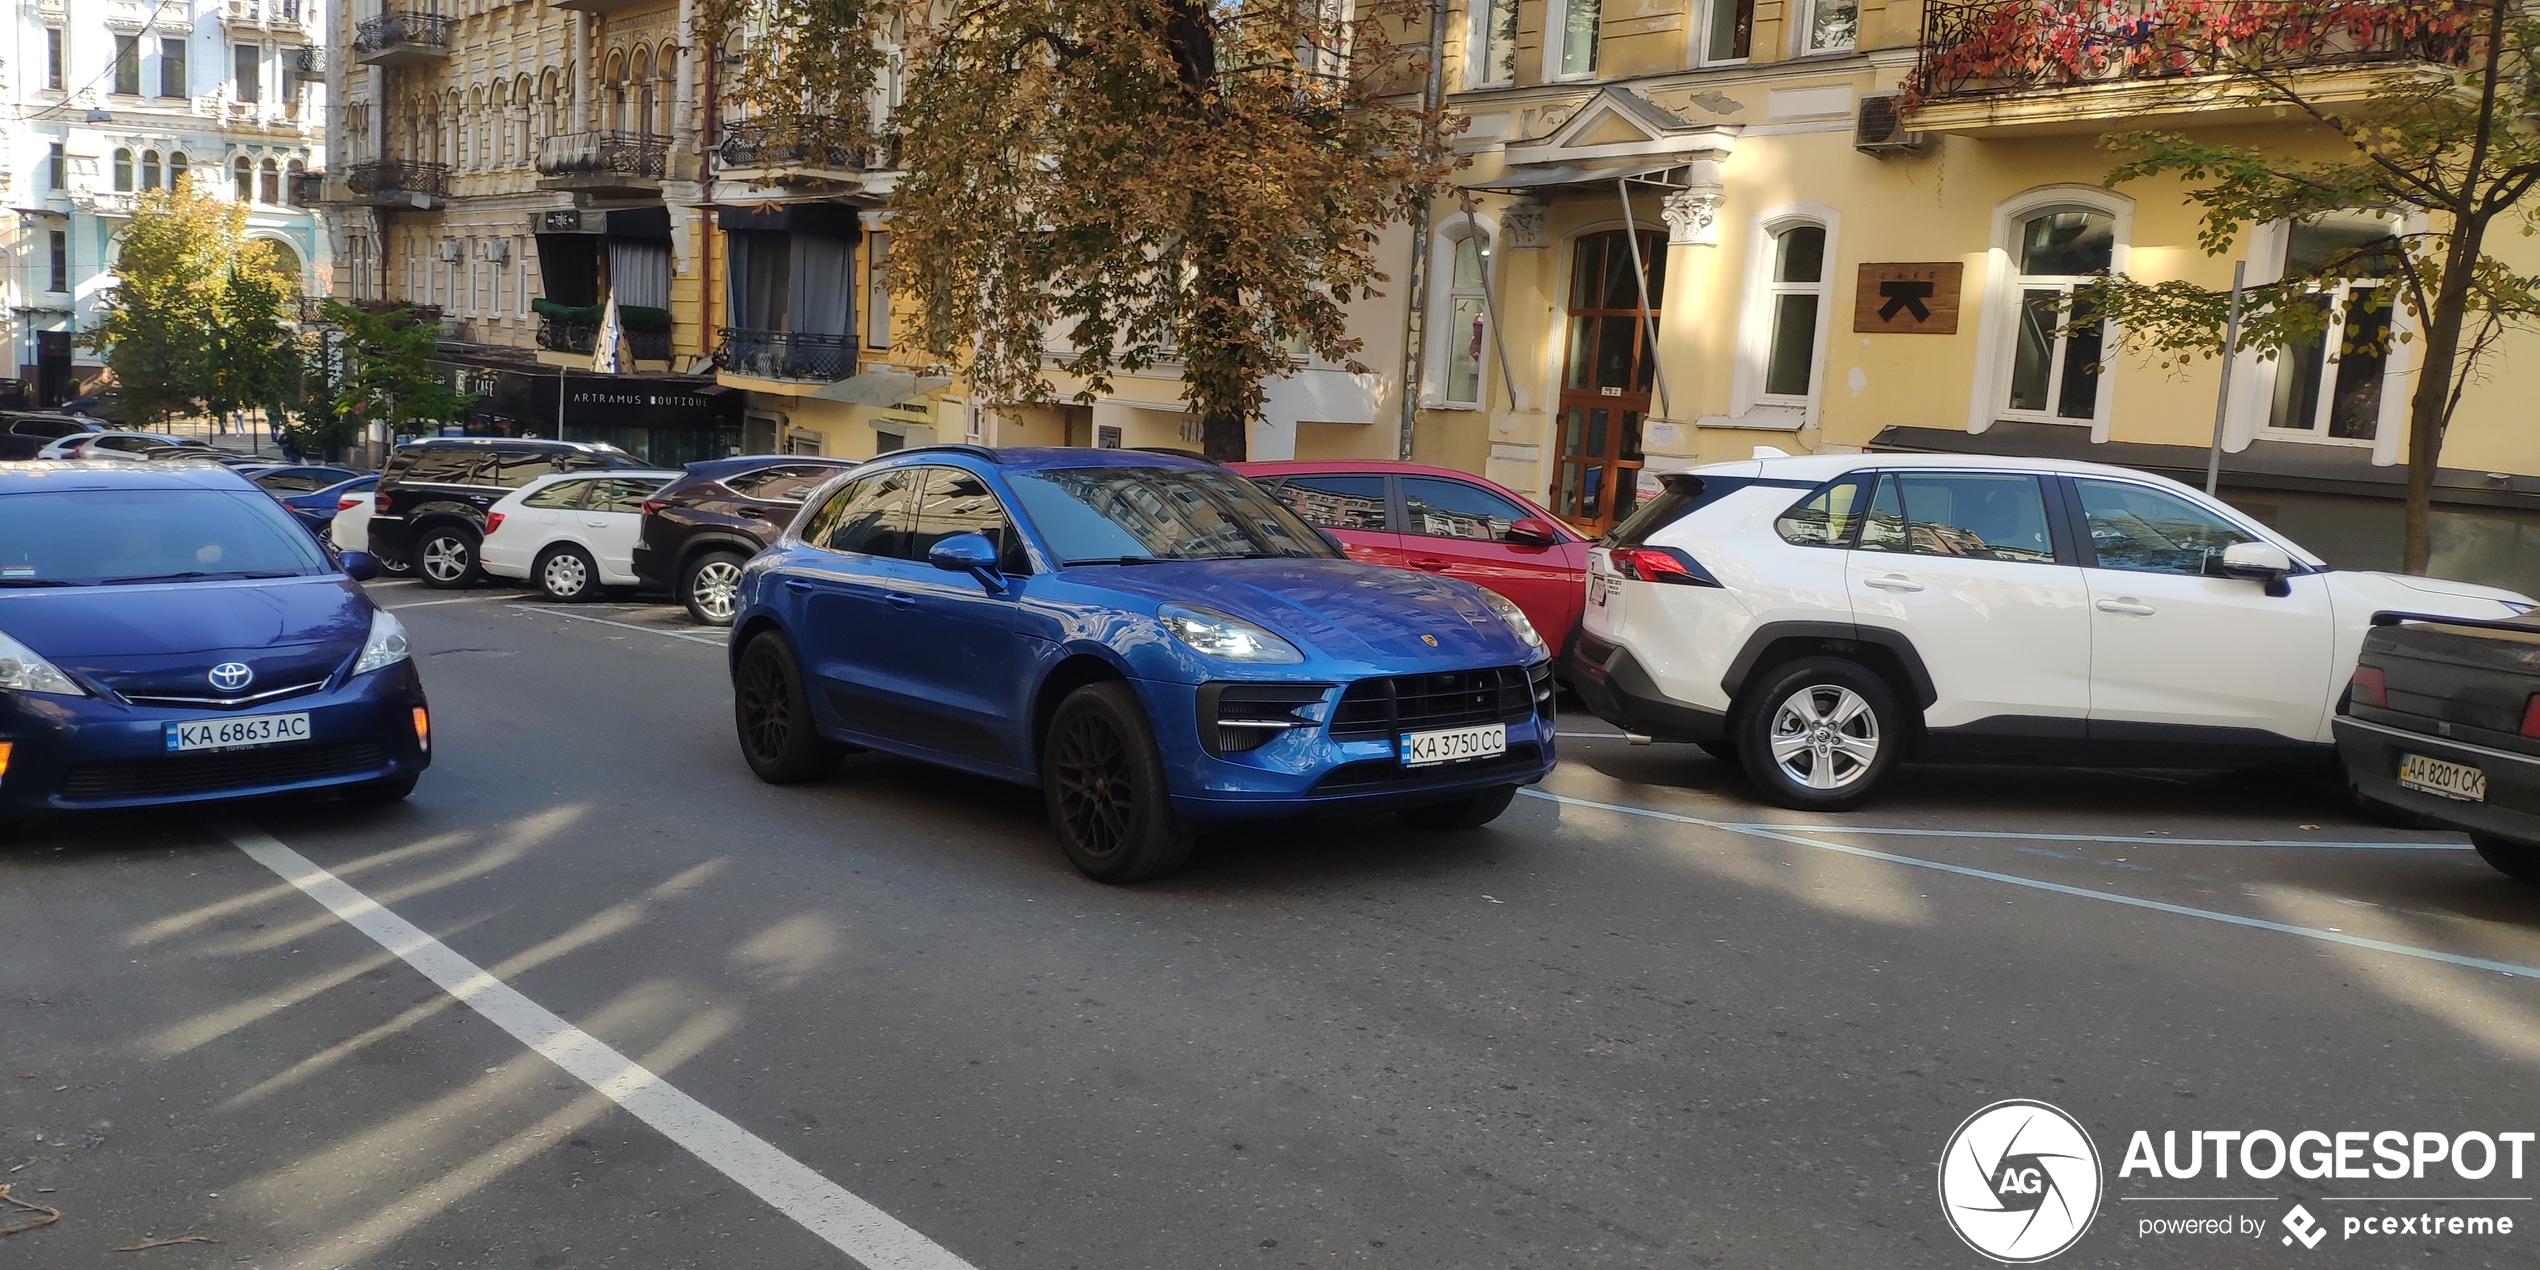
[1933,0,2540,573]
[708,0,1454,461]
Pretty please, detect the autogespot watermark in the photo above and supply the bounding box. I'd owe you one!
[1939,1103,2534,1261]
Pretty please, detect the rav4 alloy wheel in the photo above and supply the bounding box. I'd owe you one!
[682,551,748,625]
[414,527,480,590]
[1044,682,1193,883]
[1734,657,1903,811]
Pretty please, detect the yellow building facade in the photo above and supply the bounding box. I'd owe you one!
[1414,0,2540,591]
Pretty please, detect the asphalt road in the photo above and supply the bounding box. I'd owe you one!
[6,581,2539,1269]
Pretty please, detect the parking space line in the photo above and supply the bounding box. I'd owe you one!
[511,605,727,647]
[1716,822,2472,852]
[1522,789,2540,981]
[383,596,498,610]
[219,823,978,1270]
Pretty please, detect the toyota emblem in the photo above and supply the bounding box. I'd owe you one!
[208,662,255,692]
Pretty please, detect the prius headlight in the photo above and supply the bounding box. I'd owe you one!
[353,608,411,676]
[1159,604,1303,664]
[1476,588,1543,650]
[0,628,82,696]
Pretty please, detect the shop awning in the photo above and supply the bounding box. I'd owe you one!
[1462,160,1690,194]
[807,368,954,407]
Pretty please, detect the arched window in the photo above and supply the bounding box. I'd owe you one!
[1428,218,1495,409]
[140,149,161,188]
[259,158,280,205]
[285,158,305,207]
[168,151,188,189]
[1732,205,1839,423]
[1760,221,1829,398]
[657,41,678,136]
[113,147,134,192]
[604,51,625,130]
[234,155,253,200]
[1972,187,2131,433]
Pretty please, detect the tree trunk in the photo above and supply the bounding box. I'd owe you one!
[2400,235,2481,574]
[1199,405,1247,463]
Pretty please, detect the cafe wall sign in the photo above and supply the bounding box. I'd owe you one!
[1853,262,1963,335]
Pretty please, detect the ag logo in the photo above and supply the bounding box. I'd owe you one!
[1938,1100,2103,1263]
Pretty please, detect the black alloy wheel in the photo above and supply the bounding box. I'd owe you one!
[414,526,481,590]
[682,550,749,626]
[734,632,843,783]
[1044,682,1192,883]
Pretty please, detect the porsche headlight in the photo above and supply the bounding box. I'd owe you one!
[1476,589,1543,650]
[352,608,411,676]
[1159,604,1303,664]
[0,628,82,697]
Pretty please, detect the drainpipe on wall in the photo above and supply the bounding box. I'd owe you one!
[1396,1,1446,460]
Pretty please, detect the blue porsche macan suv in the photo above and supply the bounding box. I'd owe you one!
[729,447,1558,882]
[0,463,429,814]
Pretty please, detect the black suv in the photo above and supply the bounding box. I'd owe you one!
[632,456,858,623]
[369,437,647,588]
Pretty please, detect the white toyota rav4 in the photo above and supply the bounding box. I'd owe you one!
[1572,453,2533,810]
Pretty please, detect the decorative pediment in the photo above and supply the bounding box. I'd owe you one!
[1504,87,1737,168]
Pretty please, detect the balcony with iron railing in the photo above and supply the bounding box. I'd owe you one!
[353,11,451,67]
[714,121,893,181]
[342,159,449,205]
[539,317,675,362]
[1911,0,2475,134]
[717,328,852,382]
[536,132,670,196]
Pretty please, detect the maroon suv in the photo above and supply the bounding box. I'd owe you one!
[631,456,859,623]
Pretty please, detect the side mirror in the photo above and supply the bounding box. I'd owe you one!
[340,550,382,582]
[1506,517,1561,547]
[2219,541,2294,597]
[1318,528,1350,556]
[927,532,1005,591]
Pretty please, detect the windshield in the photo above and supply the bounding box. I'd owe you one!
[1006,467,1338,564]
[0,488,334,586]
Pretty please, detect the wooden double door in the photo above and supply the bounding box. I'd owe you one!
[1550,229,1666,536]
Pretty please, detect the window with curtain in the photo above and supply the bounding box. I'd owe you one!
[113,149,134,193]
[725,230,791,331]
[1762,223,1828,399]
[1442,231,1489,406]
[1550,0,1600,77]
[607,236,672,311]
[790,233,856,339]
[1802,0,1859,53]
[2006,209,2115,421]
[1467,0,1516,86]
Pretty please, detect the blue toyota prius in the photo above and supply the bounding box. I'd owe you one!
[729,446,1557,882]
[0,463,428,814]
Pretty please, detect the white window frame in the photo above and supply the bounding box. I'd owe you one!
[1464,0,1518,88]
[1425,213,1498,410]
[1542,0,1600,82]
[1795,0,1860,55]
[2237,212,2417,462]
[1730,203,1840,425]
[1969,185,2132,440]
[1690,0,1753,67]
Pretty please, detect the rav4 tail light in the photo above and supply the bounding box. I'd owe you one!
[1607,546,1723,588]
[2521,695,2540,739]
[483,512,505,535]
[2349,664,2387,709]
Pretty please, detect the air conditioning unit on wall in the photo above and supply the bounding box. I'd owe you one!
[433,239,461,262]
[1854,93,1926,157]
[475,239,509,264]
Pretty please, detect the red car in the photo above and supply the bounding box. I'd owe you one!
[1232,460,1593,659]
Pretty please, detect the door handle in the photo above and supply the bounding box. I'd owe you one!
[738,507,769,520]
[1862,575,1923,592]
[2095,598,2156,616]
[885,592,918,610]
[784,578,812,593]
[1408,558,1452,572]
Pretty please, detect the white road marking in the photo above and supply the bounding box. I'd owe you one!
[383,596,496,610]
[220,823,978,1270]
[1523,789,2540,980]
[512,604,727,647]
[1716,822,2471,852]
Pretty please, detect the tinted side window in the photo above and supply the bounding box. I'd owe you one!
[1271,474,1390,531]
[586,477,670,514]
[1403,477,1534,541]
[2072,478,2255,575]
[1774,474,1871,547]
[1875,472,2055,564]
[398,448,485,484]
[521,479,588,510]
[253,469,330,493]
[491,450,566,488]
[911,468,1029,574]
[821,467,921,558]
[800,476,868,546]
[730,464,836,503]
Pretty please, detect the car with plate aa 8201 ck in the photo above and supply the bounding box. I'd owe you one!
[727,446,1558,883]
[2337,612,2540,884]
[0,463,429,813]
